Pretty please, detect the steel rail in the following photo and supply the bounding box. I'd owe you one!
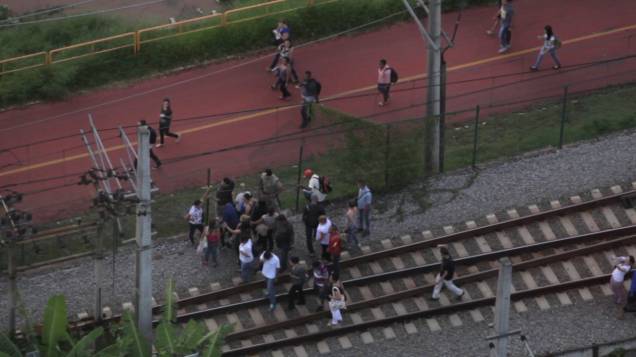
[223,274,616,356]
[220,234,636,344]
[174,225,636,324]
[70,190,633,328]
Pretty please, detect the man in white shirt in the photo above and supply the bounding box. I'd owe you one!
[239,235,254,283]
[301,169,326,203]
[260,250,281,311]
[316,215,332,258]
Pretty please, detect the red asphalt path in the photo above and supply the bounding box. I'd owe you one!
[0,0,635,221]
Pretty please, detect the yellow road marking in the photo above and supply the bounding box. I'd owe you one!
[2,22,636,179]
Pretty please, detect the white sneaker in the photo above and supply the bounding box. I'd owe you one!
[498,47,508,54]
[155,143,163,148]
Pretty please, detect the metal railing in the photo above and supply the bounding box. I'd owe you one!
[0,0,322,76]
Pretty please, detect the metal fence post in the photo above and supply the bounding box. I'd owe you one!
[295,143,304,213]
[384,124,391,188]
[558,85,569,149]
[472,105,480,168]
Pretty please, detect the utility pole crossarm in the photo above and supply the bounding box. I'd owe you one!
[401,0,440,51]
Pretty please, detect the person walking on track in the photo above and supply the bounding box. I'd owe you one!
[260,250,281,311]
[136,120,162,168]
[202,220,220,267]
[377,59,393,106]
[327,273,346,327]
[316,215,332,258]
[258,168,283,211]
[287,256,307,310]
[185,187,210,245]
[238,233,254,283]
[303,194,325,257]
[298,71,322,129]
[356,179,372,237]
[156,98,180,148]
[431,246,464,301]
[530,25,562,71]
[610,255,634,319]
[498,0,514,53]
[345,200,359,248]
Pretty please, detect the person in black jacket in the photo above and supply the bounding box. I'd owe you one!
[273,214,294,271]
[216,177,235,216]
[302,194,325,256]
[298,71,322,129]
[157,98,181,148]
[136,120,161,169]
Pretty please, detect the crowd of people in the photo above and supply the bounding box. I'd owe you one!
[182,166,371,321]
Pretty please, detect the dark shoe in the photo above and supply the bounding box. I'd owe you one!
[428,297,439,301]
[456,291,465,301]
[315,306,324,312]
[155,161,162,168]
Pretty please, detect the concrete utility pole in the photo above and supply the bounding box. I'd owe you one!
[427,0,442,174]
[134,124,153,343]
[401,0,446,175]
[1,192,32,335]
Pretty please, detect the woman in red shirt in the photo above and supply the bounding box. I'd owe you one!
[203,221,221,267]
[327,225,342,276]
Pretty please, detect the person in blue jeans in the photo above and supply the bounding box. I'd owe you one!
[356,179,372,236]
[498,0,514,53]
[260,250,281,311]
[530,25,562,71]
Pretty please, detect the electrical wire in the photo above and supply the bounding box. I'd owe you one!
[2,52,635,157]
[13,77,636,203]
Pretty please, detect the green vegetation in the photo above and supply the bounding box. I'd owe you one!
[0,280,230,356]
[0,0,497,108]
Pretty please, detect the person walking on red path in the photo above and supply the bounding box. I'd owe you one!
[485,0,502,36]
[156,97,180,148]
[287,256,307,311]
[530,25,562,71]
[377,59,393,106]
[610,255,634,319]
[298,71,322,129]
[136,120,162,169]
[498,0,514,54]
[271,57,292,100]
[431,246,464,301]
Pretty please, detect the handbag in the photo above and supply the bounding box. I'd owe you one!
[329,299,346,310]
[196,239,207,255]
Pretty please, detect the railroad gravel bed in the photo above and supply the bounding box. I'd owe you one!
[333,295,636,357]
[1,129,636,354]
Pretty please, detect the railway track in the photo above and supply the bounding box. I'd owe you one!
[72,183,636,356]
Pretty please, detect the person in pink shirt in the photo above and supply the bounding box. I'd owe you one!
[377,59,392,107]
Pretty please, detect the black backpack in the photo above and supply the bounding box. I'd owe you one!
[318,176,332,194]
[390,68,399,84]
[148,126,157,144]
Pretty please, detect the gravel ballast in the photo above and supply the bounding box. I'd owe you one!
[1,129,636,355]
